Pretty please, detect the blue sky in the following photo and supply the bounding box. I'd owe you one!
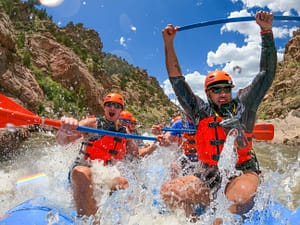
[37,0,300,102]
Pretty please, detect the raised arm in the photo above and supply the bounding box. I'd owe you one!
[239,11,277,131]
[162,24,206,121]
[162,24,182,77]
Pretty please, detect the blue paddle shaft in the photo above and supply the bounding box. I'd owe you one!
[162,127,195,133]
[77,126,157,141]
[177,16,300,31]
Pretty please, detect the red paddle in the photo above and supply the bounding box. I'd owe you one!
[0,93,274,140]
[252,123,274,141]
[162,123,274,141]
[0,94,60,128]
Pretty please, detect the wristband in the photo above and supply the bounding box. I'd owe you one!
[260,30,273,35]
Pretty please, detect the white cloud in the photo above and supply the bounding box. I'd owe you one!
[119,36,126,47]
[162,71,208,104]
[207,40,261,89]
[130,25,137,32]
[163,2,299,104]
[119,36,132,48]
[206,7,298,90]
[40,0,64,7]
[239,0,300,15]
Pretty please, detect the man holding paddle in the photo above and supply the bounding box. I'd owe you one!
[160,11,276,224]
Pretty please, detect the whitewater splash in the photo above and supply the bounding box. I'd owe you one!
[86,129,253,224]
[211,129,242,224]
[0,131,299,224]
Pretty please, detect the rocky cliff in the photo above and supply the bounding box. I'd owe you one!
[258,29,300,120]
[0,0,178,152]
[257,29,300,146]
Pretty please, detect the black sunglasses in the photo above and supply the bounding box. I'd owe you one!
[210,86,232,94]
[105,102,123,109]
[119,119,136,124]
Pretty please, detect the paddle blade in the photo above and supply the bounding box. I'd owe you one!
[0,107,41,128]
[253,124,274,140]
[0,94,61,128]
[0,94,35,115]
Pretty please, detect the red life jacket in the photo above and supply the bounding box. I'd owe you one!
[84,135,127,164]
[195,116,252,166]
[181,132,197,156]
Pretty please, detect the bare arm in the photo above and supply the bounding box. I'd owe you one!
[137,143,158,158]
[162,24,182,77]
[157,132,179,147]
[126,138,139,157]
[151,123,165,135]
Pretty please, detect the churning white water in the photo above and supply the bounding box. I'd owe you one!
[0,131,299,224]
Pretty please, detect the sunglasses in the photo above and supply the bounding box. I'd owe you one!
[209,86,232,94]
[119,119,136,124]
[105,102,123,109]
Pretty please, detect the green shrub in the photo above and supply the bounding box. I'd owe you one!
[16,33,25,48]
[22,50,31,67]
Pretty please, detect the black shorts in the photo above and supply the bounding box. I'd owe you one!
[194,156,260,192]
[177,154,198,176]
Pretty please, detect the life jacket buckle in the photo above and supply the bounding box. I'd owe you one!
[208,122,219,128]
[188,140,196,144]
[212,154,220,161]
[187,148,197,154]
[109,150,118,155]
[114,137,122,143]
[210,139,225,146]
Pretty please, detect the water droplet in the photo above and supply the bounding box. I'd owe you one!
[46,211,59,223]
[6,123,17,132]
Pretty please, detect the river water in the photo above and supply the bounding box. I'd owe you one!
[0,131,299,224]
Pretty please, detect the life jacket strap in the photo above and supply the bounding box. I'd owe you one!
[212,154,220,161]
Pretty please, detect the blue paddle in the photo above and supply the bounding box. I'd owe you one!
[162,124,274,140]
[177,15,300,31]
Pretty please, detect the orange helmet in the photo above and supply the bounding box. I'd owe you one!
[103,93,124,107]
[171,115,182,124]
[119,110,134,121]
[204,70,234,91]
[132,116,138,123]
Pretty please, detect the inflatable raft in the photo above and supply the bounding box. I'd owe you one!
[0,199,74,225]
[1,198,299,225]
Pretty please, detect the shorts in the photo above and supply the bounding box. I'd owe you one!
[177,154,198,176]
[194,156,260,196]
